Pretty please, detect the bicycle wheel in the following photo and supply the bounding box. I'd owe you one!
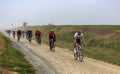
[52,45,55,52]
[50,40,52,51]
[36,36,40,44]
[74,48,77,60]
[52,40,55,52]
[50,39,55,52]
[28,36,32,42]
[18,37,20,42]
[17,35,20,42]
[74,53,77,60]
[79,49,83,62]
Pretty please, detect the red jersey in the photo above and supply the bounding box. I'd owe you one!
[35,30,41,35]
[48,31,55,37]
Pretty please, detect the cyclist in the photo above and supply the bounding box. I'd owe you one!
[12,30,16,39]
[21,30,25,39]
[25,29,29,39]
[7,29,11,37]
[73,29,85,53]
[35,29,42,44]
[48,30,56,49]
[27,29,33,42]
[17,29,22,42]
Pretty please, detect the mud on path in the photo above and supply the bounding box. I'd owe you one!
[2,31,120,74]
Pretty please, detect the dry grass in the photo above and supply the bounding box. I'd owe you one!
[0,33,35,74]
[0,68,17,74]
[0,37,17,74]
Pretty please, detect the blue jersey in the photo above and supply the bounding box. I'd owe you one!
[12,31,16,34]
[26,30,32,37]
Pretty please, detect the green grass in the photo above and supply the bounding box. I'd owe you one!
[0,33,36,74]
[21,25,120,66]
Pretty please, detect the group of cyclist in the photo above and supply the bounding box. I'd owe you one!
[6,28,85,55]
[6,29,56,45]
[6,29,33,42]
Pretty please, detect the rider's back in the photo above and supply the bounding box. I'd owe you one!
[12,30,16,34]
[35,30,41,35]
[49,31,55,37]
[17,30,21,35]
[49,31,56,42]
[28,30,32,37]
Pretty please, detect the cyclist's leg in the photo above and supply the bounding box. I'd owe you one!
[19,34,21,41]
[50,39,52,50]
[17,34,19,42]
[13,34,15,39]
[12,34,14,39]
[40,35,41,43]
[29,34,31,41]
[49,37,51,46]
[74,39,81,58]
[77,39,83,61]
[50,39,52,46]
[74,39,76,48]
[26,33,28,39]
[30,34,32,41]
[73,38,77,53]
[35,35,37,41]
[23,32,25,38]
[74,39,78,53]
[51,38,54,47]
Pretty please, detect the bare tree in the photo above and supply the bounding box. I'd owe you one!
[23,22,27,27]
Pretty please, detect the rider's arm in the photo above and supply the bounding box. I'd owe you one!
[81,33,86,46]
[74,33,77,43]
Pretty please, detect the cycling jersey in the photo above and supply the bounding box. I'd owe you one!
[35,30,41,36]
[74,32,84,39]
[12,30,16,34]
[74,32,84,45]
[28,30,33,37]
[17,30,21,36]
[48,31,56,42]
[49,32,55,38]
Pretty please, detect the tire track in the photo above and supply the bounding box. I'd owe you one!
[13,41,59,74]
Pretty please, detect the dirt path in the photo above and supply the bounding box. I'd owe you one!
[2,31,120,74]
[21,39,120,74]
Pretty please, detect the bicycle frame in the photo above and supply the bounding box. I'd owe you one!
[36,35,41,44]
[74,43,83,62]
[17,34,21,42]
[50,39,55,52]
[27,34,32,42]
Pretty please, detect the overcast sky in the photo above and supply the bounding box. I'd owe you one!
[0,0,120,29]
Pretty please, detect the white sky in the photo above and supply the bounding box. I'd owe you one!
[0,0,120,29]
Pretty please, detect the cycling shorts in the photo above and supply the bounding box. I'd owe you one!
[76,39,81,45]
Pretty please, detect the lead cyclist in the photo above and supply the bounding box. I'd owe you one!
[73,29,86,54]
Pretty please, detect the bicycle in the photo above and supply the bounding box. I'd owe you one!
[49,39,55,52]
[13,33,16,39]
[36,35,41,44]
[27,35,32,42]
[74,43,83,62]
[17,34,21,42]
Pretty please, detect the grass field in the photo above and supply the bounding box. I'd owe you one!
[21,25,120,66]
[0,33,35,74]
